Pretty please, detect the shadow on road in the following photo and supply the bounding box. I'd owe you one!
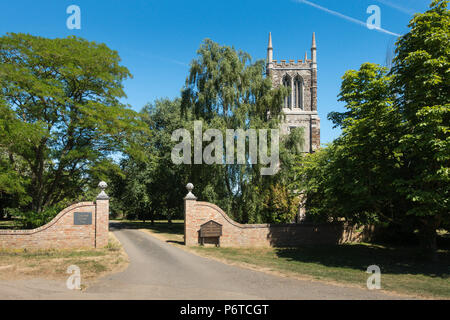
[166,240,184,245]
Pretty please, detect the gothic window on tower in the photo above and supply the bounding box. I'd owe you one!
[282,75,291,108]
[294,76,303,109]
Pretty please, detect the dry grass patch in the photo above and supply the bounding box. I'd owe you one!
[0,232,128,282]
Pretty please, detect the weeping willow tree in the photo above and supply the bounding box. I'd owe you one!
[180,39,303,223]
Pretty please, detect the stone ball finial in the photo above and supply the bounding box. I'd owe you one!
[97,181,109,200]
[184,183,197,200]
[98,181,108,190]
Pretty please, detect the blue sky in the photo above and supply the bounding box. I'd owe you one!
[0,0,431,144]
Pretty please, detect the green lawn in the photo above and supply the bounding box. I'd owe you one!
[192,244,450,299]
[119,220,450,299]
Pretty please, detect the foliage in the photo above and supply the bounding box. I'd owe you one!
[297,1,449,255]
[0,33,146,218]
[9,205,62,229]
[262,183,301,223]
[180,39,300,223]
[302,63,402,224]
[109,98,189,222]
[112,39,303,224]
[390,0,450,250]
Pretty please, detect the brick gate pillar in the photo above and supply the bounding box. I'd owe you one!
[184,183,198,246]
[95,181,109,248]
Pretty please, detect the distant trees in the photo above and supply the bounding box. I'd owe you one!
[109,98,189,222]
[0,33,144,225]
[111,39,303,224]
[297,0,449,256]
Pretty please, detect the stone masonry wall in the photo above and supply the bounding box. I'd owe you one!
[0,186,110,249]
[184,189,366,247]
[268,57,320,153]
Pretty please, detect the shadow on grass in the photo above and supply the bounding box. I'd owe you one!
[274,244,450,278]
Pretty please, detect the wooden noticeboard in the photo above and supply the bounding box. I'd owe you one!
[199,220,222,247]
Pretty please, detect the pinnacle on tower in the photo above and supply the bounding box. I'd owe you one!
[267,32,273,69]
[305,51,308,61]
[311,32,317,65]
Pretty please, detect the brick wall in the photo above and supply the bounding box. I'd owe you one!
[95,199,109,248]
[184,194,367,247]
[0,194,109,250]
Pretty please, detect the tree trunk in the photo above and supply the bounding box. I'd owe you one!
[31,138,48,214]
[419,221,438,262]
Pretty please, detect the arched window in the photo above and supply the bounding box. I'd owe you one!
[282,75,291,108]
[294,76,303,109]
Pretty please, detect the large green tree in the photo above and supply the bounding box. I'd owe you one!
[298,0,449,256]
[0,97,32,216]
[300,63,401,225]
[390,0,450,251]
[0,33,144,214]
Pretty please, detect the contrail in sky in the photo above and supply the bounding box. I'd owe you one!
[375,0,416,15]
[294,0,401,37]
[135,50,189,67]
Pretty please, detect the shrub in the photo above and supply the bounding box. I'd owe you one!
[12,206,62,229]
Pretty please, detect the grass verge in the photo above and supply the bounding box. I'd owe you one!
[0,232,129,285]
[118,220,450,299]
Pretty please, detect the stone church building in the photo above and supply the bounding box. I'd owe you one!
[266,32,320,153]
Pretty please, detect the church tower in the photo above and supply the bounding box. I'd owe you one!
[266,32,320,152]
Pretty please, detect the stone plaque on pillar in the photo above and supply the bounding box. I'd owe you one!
[74,212,92,225]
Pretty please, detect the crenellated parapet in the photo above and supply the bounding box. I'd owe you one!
[272,59,312,68]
